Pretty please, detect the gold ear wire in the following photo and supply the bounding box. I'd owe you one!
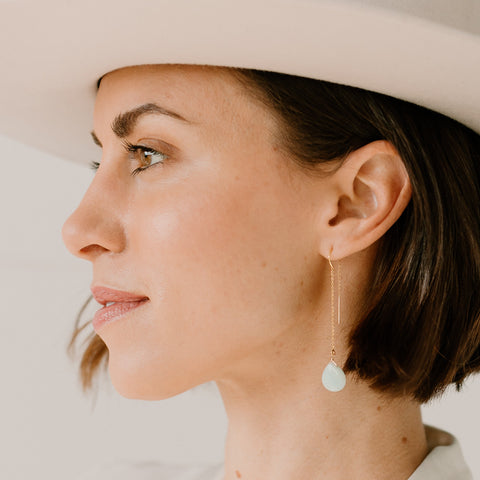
[322,249,346,392]
[337,260,341,326]
[327,249,341,360]
[328,251,336,361]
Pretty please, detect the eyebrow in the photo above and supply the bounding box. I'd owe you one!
[90,102,191,146]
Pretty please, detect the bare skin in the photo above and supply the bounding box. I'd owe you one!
[62,65,425,479]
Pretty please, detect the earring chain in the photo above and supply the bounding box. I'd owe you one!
[328,251,342,362]
[328,252,336,361]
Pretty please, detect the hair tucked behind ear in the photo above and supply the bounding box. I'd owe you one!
[233,69,480,403]
[68,67,480,403]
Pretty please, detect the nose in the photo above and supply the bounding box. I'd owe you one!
[62,169,127,261]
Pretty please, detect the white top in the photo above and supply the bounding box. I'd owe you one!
[75,425,473,480]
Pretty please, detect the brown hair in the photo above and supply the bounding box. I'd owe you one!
[68,68,480,403]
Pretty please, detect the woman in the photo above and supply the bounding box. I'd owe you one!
[1,1,479,479]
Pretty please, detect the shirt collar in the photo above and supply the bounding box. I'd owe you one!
[408,425,473,480]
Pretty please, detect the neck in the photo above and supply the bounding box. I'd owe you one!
[215,327,428,480]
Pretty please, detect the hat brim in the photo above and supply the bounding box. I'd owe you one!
[1,0,479,164]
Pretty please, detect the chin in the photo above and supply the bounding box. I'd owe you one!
[108,360,199,401]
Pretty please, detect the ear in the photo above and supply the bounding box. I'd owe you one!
[318,140,411,259]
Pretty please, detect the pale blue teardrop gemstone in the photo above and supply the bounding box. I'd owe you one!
[322,360,346,392]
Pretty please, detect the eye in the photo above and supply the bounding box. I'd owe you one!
[125,142,168,176]
[88,141,170,175]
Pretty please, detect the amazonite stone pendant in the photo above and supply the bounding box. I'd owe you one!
[322,360,346,392]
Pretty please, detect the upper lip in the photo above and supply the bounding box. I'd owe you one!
[91,286,149,306]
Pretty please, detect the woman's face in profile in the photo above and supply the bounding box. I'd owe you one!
[62,65,328,399]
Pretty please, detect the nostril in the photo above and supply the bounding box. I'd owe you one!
[79,243,110,258]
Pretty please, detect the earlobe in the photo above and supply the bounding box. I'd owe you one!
[321,140,411,259]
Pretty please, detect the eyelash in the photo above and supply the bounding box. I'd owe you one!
[89,140,168,176]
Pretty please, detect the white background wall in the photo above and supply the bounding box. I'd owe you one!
[0,134,478,479]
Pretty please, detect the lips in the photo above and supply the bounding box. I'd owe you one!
[91,286,149,305]
[91,286,149,331]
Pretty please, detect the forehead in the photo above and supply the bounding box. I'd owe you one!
[94,64,250,126]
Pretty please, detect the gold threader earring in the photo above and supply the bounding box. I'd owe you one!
[321,250,347,392]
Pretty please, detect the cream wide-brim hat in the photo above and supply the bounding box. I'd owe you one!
[0,0,479,165]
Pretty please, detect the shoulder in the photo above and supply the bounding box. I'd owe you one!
[75,461,224,480]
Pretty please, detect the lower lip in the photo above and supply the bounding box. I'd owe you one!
[92,300,149,331]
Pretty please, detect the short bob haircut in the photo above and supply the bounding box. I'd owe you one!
[68,68,480,404]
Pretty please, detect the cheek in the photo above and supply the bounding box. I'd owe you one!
[134,177,302,325]
[105,166,318,398]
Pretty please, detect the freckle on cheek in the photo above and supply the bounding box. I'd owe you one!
[402,436,408,444]
[235,470,242,478]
